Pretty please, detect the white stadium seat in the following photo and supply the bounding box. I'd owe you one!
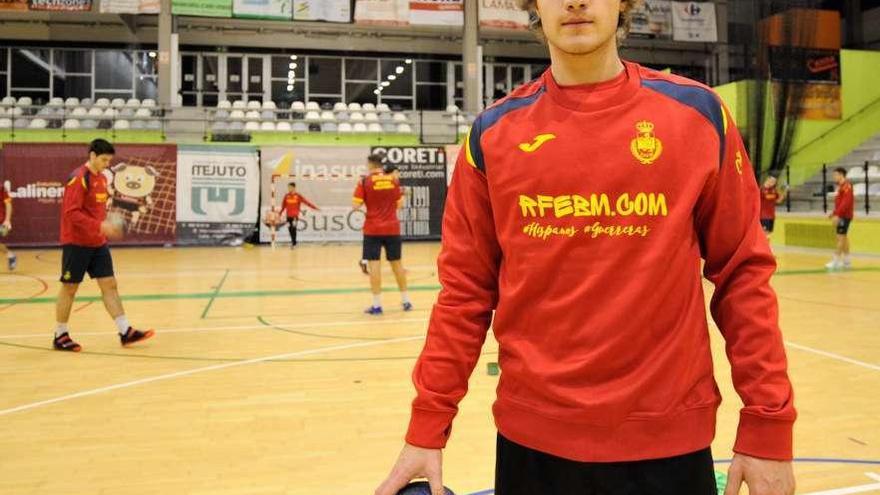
[142,99,157,108]
[0,118,12,128]
[217,100,232,109]
[71,107,88,117]
[245,121,260,131]
[320,111,335,122]
[305,101,321,111]
[1,96,16,106]
[245,110,261,120]
[446,104,460,113]
[95,98,111,108]
[290,101,305,111]
[396,123,413,134]
[337,122,353,133]
[349,112,364,122]
[362,103,376,112]
[260,121,276,131]
[262,101,277,110]
[376,103,391,113]
[367,123,383,133]
[304,111,321,122]
[113,119,130,130]
[111,98,126,108]
[63,119,81,129]
[392,112,408,122]
[247,100,262,110]
[352,122,368,133]
[364,112,379,122]
[18,96,33,107]
[292,122,308,133]
[333,102,348,112]
[229,110,246,120]
[276,121,292,132]
[125,98,141,108]
[88,107,104,117]
[48,97,64,107]
[347,102,362,112]
[232,100,246,109]
[135,108,152,118]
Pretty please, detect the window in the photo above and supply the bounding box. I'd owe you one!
[56,50,91,74]
[203,56,219,93]
[345,82,377,104]
[308,57,342,95]
[0,48,8,98]
[12,49,51,88]
[53,75,91,98]
[95,50,134,91]
[345,58,377,80]
[135,51,157,76]
[272,80,305,106]
[380,59,412,98]
[136,75,158,100]
[383,98,413,111]
[416,61,446,84]
[417,85,446,110]
[272,55,301,78]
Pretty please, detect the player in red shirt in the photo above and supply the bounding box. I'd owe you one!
[760,175,786,240]
[376,1,795,494]
[278,182,318,248]
[0,180,17,271]
[52,139,154,352]
[353,152,411,315]
[827,167,854,270]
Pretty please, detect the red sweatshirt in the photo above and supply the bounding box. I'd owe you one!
[407,61,795,462]
[833,180,854,219]
[0,187,10,222]
[353,170,402,236]
[60,164,108,247]
[760,187,781,220]
[281,192,317,219]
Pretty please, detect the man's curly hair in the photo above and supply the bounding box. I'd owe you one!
[514,0,643,42]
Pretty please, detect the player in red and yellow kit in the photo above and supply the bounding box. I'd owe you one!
[278,182,318,248]
[353,152,411,315]
[376,1,795,495]
[760,175,786,240]
[0,181,16,271]
[827,167,854,270]
[53,139,154,352]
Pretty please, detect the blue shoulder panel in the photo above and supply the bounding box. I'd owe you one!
[641,79,726,167]
[468,86,546,173]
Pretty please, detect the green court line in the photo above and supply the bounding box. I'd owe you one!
[0,284,443,306]
[1,266,877,307]
[200,269,230,319]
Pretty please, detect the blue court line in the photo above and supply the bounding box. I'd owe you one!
[464,458,880,495]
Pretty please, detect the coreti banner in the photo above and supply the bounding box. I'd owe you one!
[176,146,260,246]
[629,0,672,39]
[409,0,461,26]
[99,0,159,13]
[293,0,351,22]
[29,0,91,10]
[259,146,370,244]
[173,0,232,17]
[671,1,717,42]
[0,143,177,247]
[479,0,528,30]
[354,0,408,25]
[371,146,447,240]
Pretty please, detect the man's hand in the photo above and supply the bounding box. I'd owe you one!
[724,453,795,495]
[375,444,444,495]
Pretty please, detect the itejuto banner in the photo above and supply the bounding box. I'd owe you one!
[176,146,260,246]
[0,143,177,247]
[0,0,28,11]
[409,0,461,26]
[354,0,408,25]
[259,146,371,244]
[371,146,447,241]
[293,0,351,22]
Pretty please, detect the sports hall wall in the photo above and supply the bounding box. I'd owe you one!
[0,142,454,247]
[714,49,880,186]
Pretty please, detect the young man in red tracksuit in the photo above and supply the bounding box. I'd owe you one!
[760,175,786,241]
[52,139,154,352]
[0,181,16,271]
[826,167,854,270]
[353,152,412,315]
[279,182,318,248]
[376,1,796,495]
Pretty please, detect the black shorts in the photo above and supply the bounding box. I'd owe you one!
[837,217,852,235]
[495,434,717,495]
[60,244,115,284]
[362,235,402,261]
[760,218,775,233]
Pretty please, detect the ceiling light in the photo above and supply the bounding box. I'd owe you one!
[290,55,298,60]
[287,85,294,91]
[405,59,412,64]
[396,66,404,74]
[381,81,390,87]
[388,75,397,81]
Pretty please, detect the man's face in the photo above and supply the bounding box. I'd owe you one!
[90,153,114,172]
[764,177,777,189]
[288,185,296,193]
[833,171,844,183]
[536,0,624,55]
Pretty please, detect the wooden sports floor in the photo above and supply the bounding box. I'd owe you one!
[0,243,878,495]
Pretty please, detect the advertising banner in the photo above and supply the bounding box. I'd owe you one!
[354,0,408,25]
[409,0,462,26]
[176,146,260,245]
[0,0,29,11]
[0,143,177,247]
[371,146,446,240]
[629,0,672,39]
[28,0,92,11]
[293,0,351,22]
[479,0,528,30]
[671,1,717,42]
[99,0,159,14]
[259,146,370,244]
[233,0,291,19]
[172,0,232,17]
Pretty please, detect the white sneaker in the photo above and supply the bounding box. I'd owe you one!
[842,259,852,269]
[825,259,842,270]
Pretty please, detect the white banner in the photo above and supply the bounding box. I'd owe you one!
[99,0,159,13]
[293,0,351,22]
[259,146,371,243]
[629,0,672,39]
[410,0,462,26]
[671,1,717,42]
[479,0,528,29]
[354,0,409,25]
[233,0,291,19]
[176,146,260,245]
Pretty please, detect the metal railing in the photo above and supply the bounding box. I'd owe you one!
[782,161,879,215]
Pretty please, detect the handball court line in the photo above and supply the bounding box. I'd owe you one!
[0,334,425,417]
